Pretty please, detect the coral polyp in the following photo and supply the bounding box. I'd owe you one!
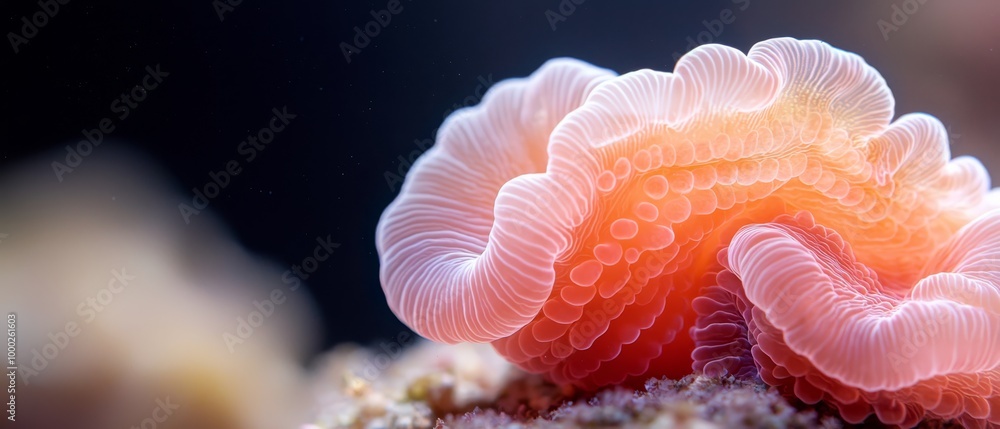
[376,38,1000,427]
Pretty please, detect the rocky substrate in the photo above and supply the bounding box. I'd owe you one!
[301,341,873,429]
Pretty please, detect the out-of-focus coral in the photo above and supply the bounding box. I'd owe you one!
[0,147,318,429]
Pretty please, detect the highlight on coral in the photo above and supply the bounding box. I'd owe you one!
[376,37,1000,427]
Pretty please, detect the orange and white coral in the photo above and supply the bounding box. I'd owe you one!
[376,38,1000,427]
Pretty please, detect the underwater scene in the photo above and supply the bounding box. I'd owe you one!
[3,1,1000,428]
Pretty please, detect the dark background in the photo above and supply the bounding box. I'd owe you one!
[3,0,998,354]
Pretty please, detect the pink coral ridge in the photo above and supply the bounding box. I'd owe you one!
[376,37,1000,427]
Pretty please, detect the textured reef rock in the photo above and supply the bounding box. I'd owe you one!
[303,341,845,429]
[376,37,1000,427]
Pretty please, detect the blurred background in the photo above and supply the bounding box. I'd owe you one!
[1,0,998,427]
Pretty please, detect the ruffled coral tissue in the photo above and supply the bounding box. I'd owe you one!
[376,37,1000,428]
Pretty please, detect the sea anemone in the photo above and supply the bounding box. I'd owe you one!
[376,37,1000,427]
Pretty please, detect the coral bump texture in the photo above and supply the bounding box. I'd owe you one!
[376,38,1000,427]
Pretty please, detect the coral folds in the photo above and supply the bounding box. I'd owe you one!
[376,38,1000,427]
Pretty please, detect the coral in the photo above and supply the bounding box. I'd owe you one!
[694,211,1000,427]
[376,37,1000,427]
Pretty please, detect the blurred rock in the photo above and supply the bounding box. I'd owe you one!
[0,146,319,429]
